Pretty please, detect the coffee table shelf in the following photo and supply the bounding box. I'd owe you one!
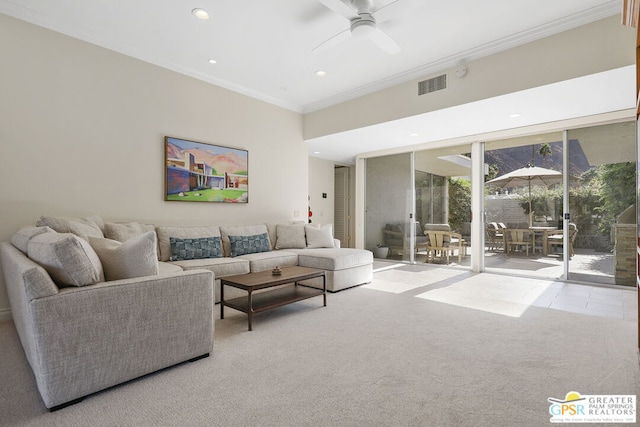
[224,285,323,314]
[220,266,326,331]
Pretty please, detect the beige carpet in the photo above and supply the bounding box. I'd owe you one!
[0,265,638,426]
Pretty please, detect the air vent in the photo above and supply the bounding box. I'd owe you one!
[418,74,447,95]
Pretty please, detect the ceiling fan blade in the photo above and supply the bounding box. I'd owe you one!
[318,0,359,20]
[312,29,351,52]
[369,27,401,54]
[372,0,401,23]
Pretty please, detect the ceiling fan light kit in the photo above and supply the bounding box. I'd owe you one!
[350,14,376,39]
[316,0,402,54]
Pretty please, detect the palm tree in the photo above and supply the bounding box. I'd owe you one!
[537,143,552,167]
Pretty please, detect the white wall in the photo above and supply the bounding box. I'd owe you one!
[0,14,307,318]
[308,157,335,227]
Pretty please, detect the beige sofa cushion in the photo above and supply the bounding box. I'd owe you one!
[236,250,299,272]
[156,225,220,262]
[170,256,250,278]
[294,248,373,271]
[27,232,104,287]
[89,231,159,281]
[11,226,55,253]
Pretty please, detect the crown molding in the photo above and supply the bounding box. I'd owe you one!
[302,1,621,113]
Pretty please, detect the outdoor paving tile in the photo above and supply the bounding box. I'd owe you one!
[586,293,623,306]
[585,300,624,312]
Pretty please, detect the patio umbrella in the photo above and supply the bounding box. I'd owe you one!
[486,164,562,226]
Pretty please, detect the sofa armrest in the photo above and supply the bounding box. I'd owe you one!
[28,269,214,408]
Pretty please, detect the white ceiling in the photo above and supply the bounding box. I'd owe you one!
[0,0,633,164]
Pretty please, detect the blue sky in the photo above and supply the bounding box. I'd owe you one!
[167,137,247,159]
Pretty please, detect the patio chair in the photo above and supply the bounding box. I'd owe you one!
[546,223,578,257]
[503,228,535,256]
[486,222,504,251]
[423,224,463,264]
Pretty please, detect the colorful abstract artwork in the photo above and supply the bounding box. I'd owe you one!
[165,136,248,203]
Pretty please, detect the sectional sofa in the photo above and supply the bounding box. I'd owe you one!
[0,215,373,409]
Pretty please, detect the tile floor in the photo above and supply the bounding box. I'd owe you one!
[368,260,637,321]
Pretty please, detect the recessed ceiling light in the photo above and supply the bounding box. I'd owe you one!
[208,59,217,64]
[316,70,327,77]
[410,133,419,137]
[509,113,522,118]
[192,8,209,20]
[313,151,321,154]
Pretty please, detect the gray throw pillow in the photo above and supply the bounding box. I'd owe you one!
[275,224,306,249]
[89,231,159,281]
[28,232,104,287]
[11,226,55,253]
[36,215,104,241]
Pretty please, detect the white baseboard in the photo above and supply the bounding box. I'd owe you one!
[0,307,12,322]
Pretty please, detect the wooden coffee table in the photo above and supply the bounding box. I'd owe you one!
[220,266,326,331]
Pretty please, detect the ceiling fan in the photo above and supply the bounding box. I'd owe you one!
[314,0,402,54]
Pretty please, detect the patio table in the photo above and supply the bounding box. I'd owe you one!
[529,226,558,256]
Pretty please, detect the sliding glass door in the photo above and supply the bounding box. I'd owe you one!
[566,122,636,286]
[484,132,564,279]
[362,121,635,288]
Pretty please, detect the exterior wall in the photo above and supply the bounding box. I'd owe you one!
[0,14,306,318]
[614,224,636,286]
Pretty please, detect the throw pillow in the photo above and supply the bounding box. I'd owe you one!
[228,233,271,257]
[11,226,55,253]
[275,224,307,249]
[305,224,335,248]
[36,215,104,241]
[156,225,220,261]
[27,232,105,287]
[89,231,159,281]
[169,236,223,261]
[104,221,155,242]
[220,224,270,257]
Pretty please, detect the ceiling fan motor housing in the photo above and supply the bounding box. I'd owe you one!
[350,13,376,39]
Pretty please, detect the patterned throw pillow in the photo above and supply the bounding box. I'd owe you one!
[228,233,271,257]
[169,236,222,261]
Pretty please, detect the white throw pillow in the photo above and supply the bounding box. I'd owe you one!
[27,232,105,287]
[275,224,307,249]
[305,224,335,248]
[89,231,159,281]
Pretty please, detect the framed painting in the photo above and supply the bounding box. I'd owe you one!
[165,136,248,203]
